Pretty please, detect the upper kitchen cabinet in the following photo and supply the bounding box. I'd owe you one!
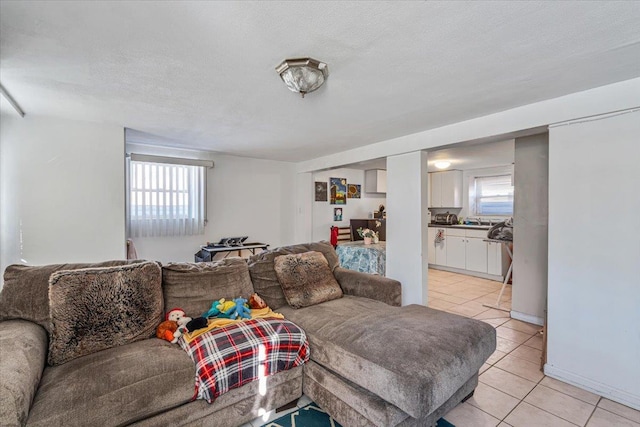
[429,170,463,208]
[365,169,387,193]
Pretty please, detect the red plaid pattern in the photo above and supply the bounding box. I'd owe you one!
[179,318,309,403]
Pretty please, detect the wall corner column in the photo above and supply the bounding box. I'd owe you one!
[386,151,429,305]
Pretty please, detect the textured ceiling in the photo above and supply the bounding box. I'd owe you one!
[1,1,639,162]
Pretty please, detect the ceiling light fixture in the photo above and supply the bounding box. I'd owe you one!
[276,57,329,98]
[434,161,451,169]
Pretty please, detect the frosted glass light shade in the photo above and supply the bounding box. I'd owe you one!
[276,58,329,97]
[434,161,451,169]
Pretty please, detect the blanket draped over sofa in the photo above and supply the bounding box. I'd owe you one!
[179,318,309,403]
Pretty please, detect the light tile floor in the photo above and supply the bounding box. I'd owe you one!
[247,269,640,427]
[429,269,640,427]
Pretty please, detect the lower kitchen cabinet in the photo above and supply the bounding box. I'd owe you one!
[427,227,447,265]
[428,226,505,279]
[466,237,488,273]
[487,241,503,276]
[446,236,466,269]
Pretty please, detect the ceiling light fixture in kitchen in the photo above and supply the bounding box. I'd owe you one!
[434,161,451,169]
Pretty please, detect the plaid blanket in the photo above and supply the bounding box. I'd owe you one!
[179,318,309,403]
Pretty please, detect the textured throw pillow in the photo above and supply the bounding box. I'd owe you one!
[274,251,343,309]
[162,257,254,318]
[48,261,163,366]
[0,260,145,334]
[248,241,340,309]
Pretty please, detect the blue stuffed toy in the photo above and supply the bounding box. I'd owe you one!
[202,298,237,319]
[232,297,252,320]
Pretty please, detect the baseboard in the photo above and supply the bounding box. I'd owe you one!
[510,310,544,326]
[544,364,640,411]
[428,264,504,282]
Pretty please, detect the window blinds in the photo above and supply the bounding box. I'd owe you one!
[128,160,206,237]
[474,174,514,215]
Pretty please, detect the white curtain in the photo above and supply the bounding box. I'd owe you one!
[128,160,206,237]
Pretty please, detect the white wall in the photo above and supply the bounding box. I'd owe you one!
[311,168,385,242]
[297,77,640,173]
[511,134,548,325]
[546,110,640,410]
[0,115,126,282]
[127,144,297,263]
[386,152,429,306]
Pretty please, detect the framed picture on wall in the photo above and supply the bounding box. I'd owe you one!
[347,184,361,198]
[315,182,328,202]
[330,177,347,204]
[334,207,343,221]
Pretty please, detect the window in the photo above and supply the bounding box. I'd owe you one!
[127,155,210,237]
[473,174,514,216]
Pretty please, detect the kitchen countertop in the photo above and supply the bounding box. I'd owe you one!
[428,223,491,230]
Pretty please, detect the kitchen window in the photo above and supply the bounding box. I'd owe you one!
[472,174,514,216]
[126,154,212,237]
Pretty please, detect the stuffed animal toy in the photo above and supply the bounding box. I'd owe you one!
[248,293,267,309]
[156,320,178,343]
[202,298,236,319]
[232,297,252,320]
[166,308,192,343]
[186,317,208,332]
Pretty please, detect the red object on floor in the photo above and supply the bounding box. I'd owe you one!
[330,226,339,247]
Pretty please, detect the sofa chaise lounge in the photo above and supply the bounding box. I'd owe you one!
[0,241,495,427]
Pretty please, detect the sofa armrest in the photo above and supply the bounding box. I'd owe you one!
[0,320,48,427]
[333,267,402,307]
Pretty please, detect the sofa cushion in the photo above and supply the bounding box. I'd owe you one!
[0,320,48,427]
[26,339,195,427]
[247,241,340,309]
[0,260,144,334]
[162,258,254,318]
[277,296,496,419]
[274,251,343,308]
[48,262,163,366]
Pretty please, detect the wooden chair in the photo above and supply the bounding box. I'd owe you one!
[331,226,352,248]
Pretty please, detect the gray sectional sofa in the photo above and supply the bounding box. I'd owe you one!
[0,241,495,427]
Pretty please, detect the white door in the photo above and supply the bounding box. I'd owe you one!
[466,238,488,273]
[446,236,466,269]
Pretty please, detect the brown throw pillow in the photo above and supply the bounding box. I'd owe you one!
[274,251,343,309]
[247,241,340,310]
[48,261,163,366]
[162,258,254,318]
[0,260,145,334]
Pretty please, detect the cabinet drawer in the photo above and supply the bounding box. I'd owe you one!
[446,228,466,237]
[466,229,488,239]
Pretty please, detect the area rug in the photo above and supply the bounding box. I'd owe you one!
[262,402,455,427]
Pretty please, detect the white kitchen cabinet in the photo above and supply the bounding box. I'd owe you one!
[428,171,463,208]
[427,227,436,264]
[429,227,447,265]
[446,228,488,273]
[466,237,488,273]
[365,169,387,193]
[487,241,506,276]
[446,236,466,269]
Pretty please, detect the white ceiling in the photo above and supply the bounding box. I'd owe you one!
[1,1,639,162]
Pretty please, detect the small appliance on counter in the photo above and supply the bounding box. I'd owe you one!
[433,212,458,225]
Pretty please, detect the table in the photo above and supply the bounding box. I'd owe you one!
[197,243,269,261]
[336,241,386,276]
[483,238,513,311]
